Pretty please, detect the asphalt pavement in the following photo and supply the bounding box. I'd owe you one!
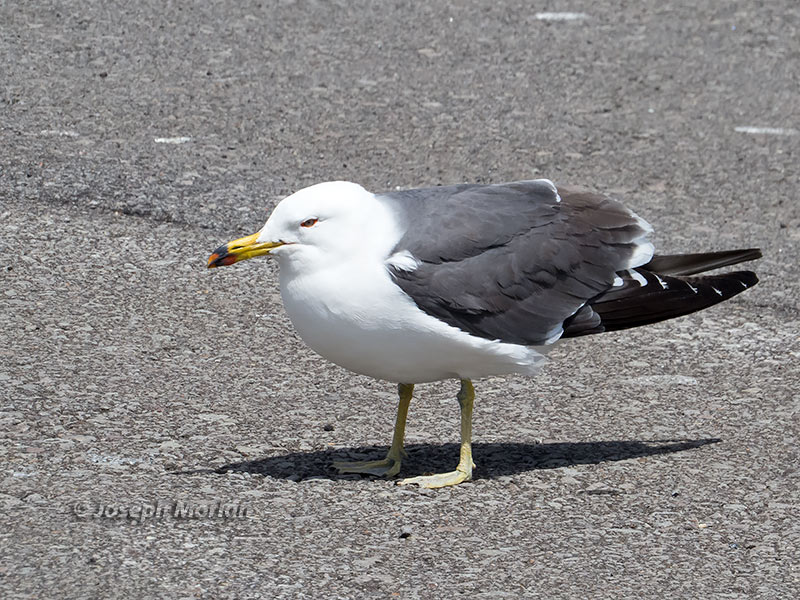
[2,1,798,598]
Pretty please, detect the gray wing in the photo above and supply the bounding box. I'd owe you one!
[379,180,653,346]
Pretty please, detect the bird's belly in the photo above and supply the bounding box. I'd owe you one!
[279,264,548,383]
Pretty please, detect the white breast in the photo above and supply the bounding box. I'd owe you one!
[278,259,549,383]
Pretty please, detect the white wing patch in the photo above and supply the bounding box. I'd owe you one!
[537,178,562,203]
[386,250,420,272]
[626,212,655,269]
[653,273,669,289]
[630,270,648,287]
[633,213,654,235]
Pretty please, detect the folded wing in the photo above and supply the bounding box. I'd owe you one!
[383,181,657,345]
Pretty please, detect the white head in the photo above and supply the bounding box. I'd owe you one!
[207,181,400,274]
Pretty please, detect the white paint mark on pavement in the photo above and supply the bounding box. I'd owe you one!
[535,12,588,21]
[40,130,79,137]
[154,136,192,144]
[627,375,698,386]
[734,126,798,136]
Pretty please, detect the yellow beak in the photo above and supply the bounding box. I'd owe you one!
[207,232,284,268]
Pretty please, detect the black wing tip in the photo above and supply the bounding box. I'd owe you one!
[734,269,759,288]
[644,248,763,277]
[565,268,761,337]
[736,248,763,262]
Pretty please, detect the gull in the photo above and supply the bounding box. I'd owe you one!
[207,180,761,488]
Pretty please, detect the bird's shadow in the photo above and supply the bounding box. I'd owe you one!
[175,438,721,482]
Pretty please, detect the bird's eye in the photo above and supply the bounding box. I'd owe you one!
[300,218,318,228]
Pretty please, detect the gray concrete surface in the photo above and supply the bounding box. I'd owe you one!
[2,1,798,598]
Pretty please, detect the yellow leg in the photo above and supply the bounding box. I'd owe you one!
[398,379,475,488]
[333,383,413,477]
